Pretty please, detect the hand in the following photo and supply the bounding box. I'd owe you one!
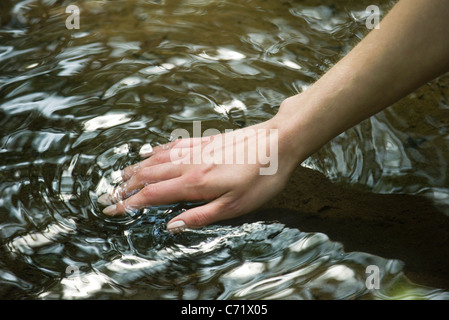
[98,116,300,232]
[98,0,449,233]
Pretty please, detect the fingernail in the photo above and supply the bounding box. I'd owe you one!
[166,220,186,233]
[98,193,114,206]
[103,205,117,216]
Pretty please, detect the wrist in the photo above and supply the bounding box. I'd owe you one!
[269,95,315,167]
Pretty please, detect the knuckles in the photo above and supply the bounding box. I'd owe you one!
[183,163,215,190]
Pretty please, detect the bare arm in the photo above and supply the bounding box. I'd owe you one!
[277,0,449,164]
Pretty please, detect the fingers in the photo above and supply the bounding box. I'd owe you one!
[120,137,206,181]
[99,136,225,227]
[101,176,192,216]
[121,150,173,182]
[166,198,231,233]
[160,137,205,150]
[98,136,212,206]
[98,162,183,206]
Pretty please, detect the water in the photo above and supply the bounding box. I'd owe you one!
[1,0,449,300]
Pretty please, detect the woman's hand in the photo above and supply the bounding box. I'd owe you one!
[98,115,302,232]
[98,0,449,232]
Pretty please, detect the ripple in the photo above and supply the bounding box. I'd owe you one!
[34,222,449,300]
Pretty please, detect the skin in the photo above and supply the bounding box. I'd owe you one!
[99,0,449,232]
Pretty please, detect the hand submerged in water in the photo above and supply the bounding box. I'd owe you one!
[99,0,449,232]
[98,117,301,232]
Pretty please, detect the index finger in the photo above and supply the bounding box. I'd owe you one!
[120,137,206,182]
[101,176,199,216]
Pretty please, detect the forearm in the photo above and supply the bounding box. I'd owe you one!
[275,0,449,164]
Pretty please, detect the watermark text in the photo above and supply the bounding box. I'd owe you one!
[66,5,80,30]
[169,121,279,175]
[366,5,380,29]
[365,265,380,289]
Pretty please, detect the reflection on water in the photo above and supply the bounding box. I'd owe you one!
[1,0,449,299]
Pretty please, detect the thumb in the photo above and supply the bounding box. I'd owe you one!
[166,200,228,233]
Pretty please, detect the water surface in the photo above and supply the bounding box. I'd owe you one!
[1,0,449,299]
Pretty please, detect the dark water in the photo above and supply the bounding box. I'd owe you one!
[1,0,449,299]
